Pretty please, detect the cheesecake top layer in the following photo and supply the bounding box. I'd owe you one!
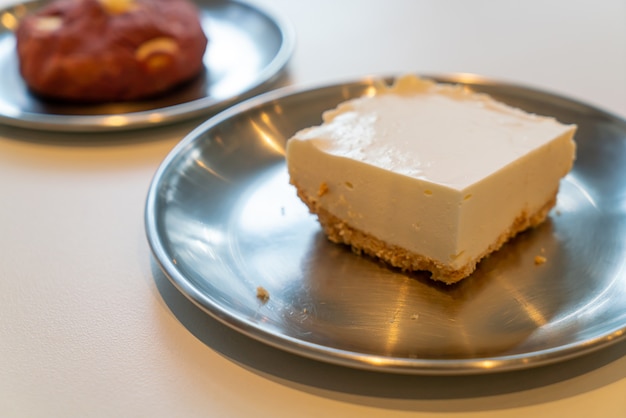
[293,75,576,190]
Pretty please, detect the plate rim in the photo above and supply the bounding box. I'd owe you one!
[145,73,626,375]
[0,0,295,132]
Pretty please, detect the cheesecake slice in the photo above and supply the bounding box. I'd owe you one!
[286,75,576,284]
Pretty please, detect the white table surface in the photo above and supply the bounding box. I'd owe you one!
[1,0,625,416]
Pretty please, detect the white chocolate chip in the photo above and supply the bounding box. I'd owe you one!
[34,16,62,32]
[135,37,179,61]
[98,0,137,14]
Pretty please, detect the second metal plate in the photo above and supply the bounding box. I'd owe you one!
[0,0,294,131]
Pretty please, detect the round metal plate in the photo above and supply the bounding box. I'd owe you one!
[145,74,626,374]
[0,0,294,131]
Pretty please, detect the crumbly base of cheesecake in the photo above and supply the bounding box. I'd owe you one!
[293,181,557,284]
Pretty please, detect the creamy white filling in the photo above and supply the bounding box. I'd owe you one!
[286,75,576,269]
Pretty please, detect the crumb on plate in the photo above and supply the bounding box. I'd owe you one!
[256,286,270,302]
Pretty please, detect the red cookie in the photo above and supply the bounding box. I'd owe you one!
[15,0,208,102]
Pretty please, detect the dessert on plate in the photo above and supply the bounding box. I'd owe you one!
[15,0,208,102]
[286,75,577,284]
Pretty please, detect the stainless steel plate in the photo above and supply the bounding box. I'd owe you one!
[0,0,293,131]
[145,74,626,375]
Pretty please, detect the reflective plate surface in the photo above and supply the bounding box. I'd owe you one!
[0,0,293,131]
[145,74,626,374]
